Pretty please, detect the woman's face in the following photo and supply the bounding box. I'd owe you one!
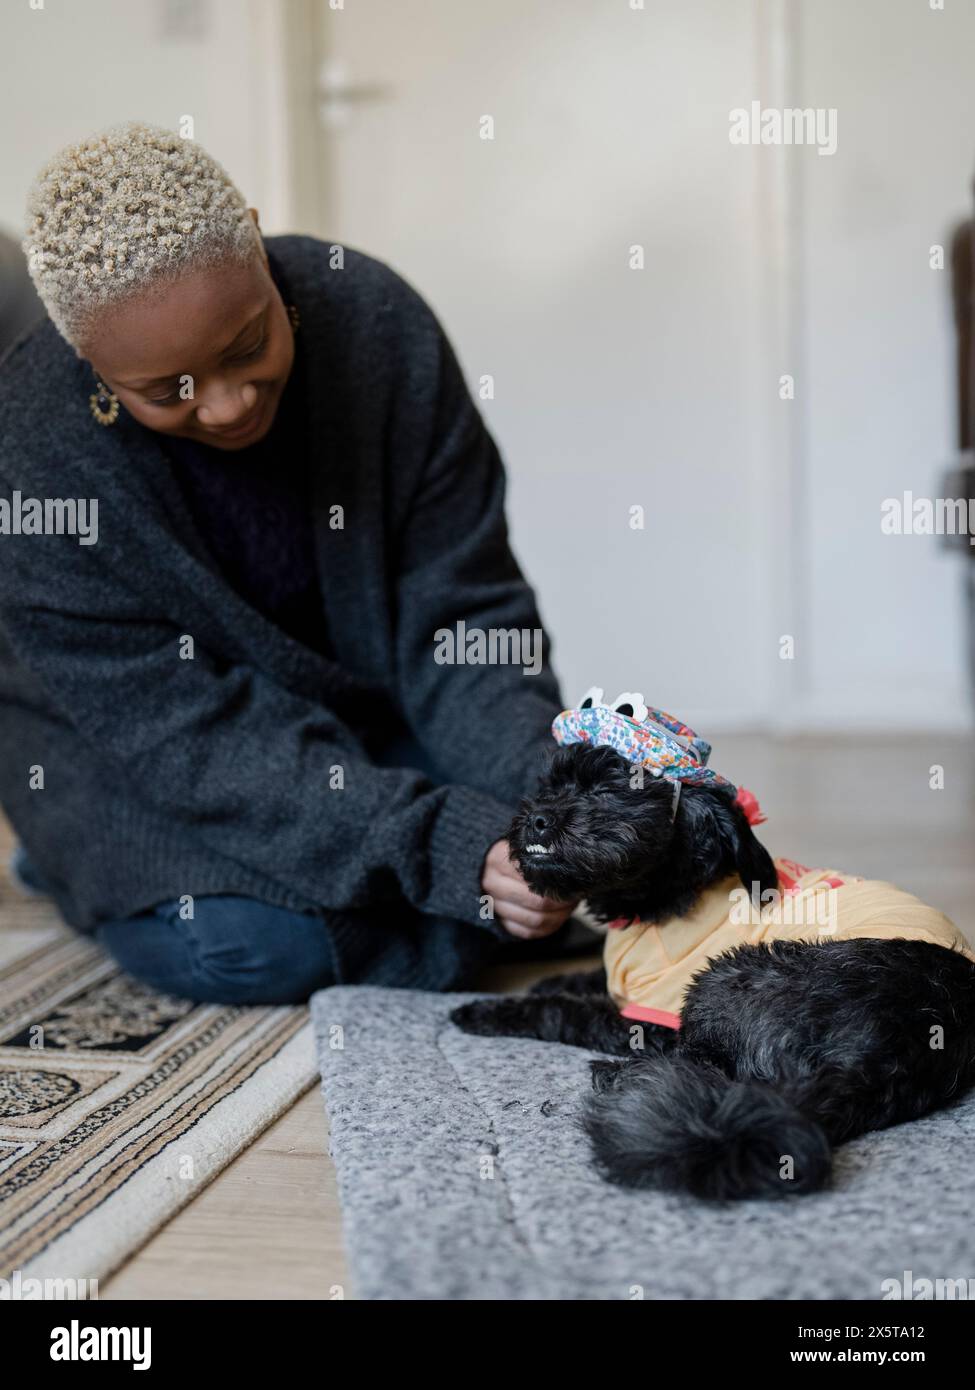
[80,248,295,452]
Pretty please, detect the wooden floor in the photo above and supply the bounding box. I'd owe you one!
[3,734,973,1298]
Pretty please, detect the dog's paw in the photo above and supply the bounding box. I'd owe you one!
[449,999,506,1036]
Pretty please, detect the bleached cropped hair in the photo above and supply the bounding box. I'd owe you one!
[23,121,260,349]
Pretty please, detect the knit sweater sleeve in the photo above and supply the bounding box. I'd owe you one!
[0,496,513,930]
[390,310,565,806]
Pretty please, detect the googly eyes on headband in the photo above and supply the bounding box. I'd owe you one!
[577,688,649,724]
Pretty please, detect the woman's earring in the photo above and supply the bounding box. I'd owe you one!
[287,303,300,333]
[89,378,120,427]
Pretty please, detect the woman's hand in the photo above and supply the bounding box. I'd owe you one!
[481,839,577,939]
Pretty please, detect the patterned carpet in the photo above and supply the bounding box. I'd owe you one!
[0,829,316,1291]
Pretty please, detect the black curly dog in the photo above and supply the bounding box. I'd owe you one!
[450,744,975,1200]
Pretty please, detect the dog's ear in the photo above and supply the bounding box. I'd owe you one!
[676,787,777,907]
[728,803,778,907]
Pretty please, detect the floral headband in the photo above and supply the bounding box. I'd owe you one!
[551,688,763,822]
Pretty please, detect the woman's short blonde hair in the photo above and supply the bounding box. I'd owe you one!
[23,121,260,349]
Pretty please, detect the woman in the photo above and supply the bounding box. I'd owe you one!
[0,122,577,1003]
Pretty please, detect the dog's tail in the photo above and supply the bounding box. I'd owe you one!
[583,1054,833,1200]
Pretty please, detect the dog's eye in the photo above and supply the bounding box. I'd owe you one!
[578,686,605,710]
[609,692,648,723]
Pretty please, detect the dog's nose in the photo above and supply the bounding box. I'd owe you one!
[532,813,549,833]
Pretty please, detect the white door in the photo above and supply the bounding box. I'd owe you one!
[295,0,779,731]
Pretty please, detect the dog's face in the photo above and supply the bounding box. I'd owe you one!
[508,743,778,921]
[508,744,678,902]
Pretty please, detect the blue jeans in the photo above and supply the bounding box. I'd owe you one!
[94,896,335,1005]
[11,840,333,1003]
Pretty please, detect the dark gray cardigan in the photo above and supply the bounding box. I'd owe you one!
[0,235,564,990]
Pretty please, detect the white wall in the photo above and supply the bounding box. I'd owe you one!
[797,0,971,728]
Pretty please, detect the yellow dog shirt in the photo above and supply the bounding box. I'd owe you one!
[604,857,975,1029]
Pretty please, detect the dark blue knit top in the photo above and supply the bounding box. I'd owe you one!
[163,251,331,656]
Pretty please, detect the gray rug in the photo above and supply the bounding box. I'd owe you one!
[312,985,975,1300]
